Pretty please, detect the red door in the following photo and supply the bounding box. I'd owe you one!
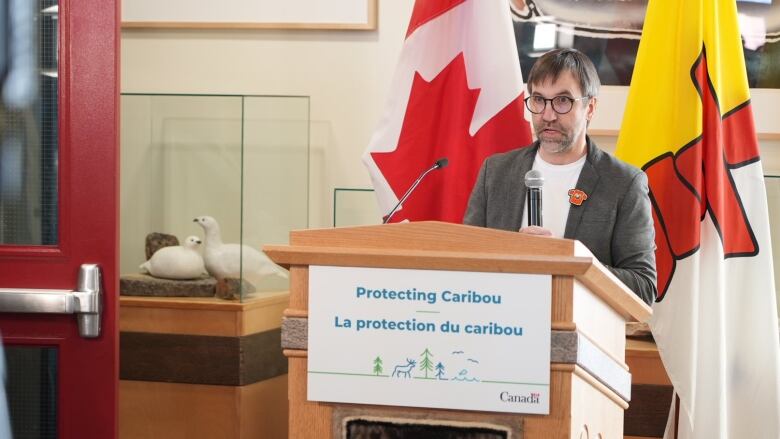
[0,0,119,437]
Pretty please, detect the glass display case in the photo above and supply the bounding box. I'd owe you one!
[333,188,381,227]
[120,94,309,301]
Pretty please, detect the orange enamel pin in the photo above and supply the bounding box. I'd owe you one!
[568,189,588,206]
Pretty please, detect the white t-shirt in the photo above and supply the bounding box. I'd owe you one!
[520,152,586,238]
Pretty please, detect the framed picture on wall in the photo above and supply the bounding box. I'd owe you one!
[122,0,378,30]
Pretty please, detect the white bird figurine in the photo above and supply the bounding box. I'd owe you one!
[193,216,289,289]
[139,235,207,280]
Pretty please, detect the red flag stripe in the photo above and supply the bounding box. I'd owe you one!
[722,101,761,167]
[406,0,466,38]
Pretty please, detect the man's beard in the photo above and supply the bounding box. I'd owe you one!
[535,124,573,154]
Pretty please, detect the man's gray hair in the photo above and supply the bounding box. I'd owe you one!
[526,48,600,98]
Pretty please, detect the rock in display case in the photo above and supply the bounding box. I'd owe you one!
[120,94,309,301]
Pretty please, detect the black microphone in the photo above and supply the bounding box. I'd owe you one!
[382,158,449,224]
[525,169,544,227]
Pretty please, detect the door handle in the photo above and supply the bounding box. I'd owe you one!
[0,264,102,338]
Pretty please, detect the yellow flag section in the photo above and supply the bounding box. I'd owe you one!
[617,0,748,167]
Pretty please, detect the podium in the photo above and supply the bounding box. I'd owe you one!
[265,222,651,438]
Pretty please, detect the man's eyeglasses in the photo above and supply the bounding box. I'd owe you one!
[524,95,590,115]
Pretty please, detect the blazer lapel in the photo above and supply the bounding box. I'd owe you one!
[564,139,601,239]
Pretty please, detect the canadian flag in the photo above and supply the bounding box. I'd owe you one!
[362,0,532,223]
[616,0,780,437]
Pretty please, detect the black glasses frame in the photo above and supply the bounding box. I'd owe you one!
[524,95,591,115]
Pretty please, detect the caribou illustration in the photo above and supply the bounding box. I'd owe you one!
[391,358,416,378]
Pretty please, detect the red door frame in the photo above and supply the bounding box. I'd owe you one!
[0,0,119,437]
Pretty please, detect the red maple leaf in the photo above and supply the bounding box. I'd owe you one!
[371,53,532,223]
[645,49,759,300]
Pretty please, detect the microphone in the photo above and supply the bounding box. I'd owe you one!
[382,158,449,224]
[525,169,544,227]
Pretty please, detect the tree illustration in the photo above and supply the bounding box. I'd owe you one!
[419,348,434,378]
[435,362,446,380]
[373,356,383,376]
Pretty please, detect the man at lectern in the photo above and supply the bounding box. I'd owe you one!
[463,48,657,305]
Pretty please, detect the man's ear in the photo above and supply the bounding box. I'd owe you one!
[586,96,598,122]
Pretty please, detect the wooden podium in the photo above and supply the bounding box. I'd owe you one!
[265,222,651,438]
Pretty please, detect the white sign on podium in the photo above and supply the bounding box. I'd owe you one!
[307,265,552,414]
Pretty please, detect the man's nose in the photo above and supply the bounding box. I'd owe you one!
[541,103,557,121]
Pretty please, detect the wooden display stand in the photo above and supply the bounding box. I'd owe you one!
[624,338,673,439]
[265,222,652,438]
[118,292,290,439]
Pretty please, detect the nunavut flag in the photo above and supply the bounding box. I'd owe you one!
[616,0,780,437]
[362,0,532,223]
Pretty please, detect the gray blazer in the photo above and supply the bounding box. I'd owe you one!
[463,138,657,305]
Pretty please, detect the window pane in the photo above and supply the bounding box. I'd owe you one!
[0,0,58,245]
[5,346,58,439]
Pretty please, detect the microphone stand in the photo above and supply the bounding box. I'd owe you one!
[383,158,448,224]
